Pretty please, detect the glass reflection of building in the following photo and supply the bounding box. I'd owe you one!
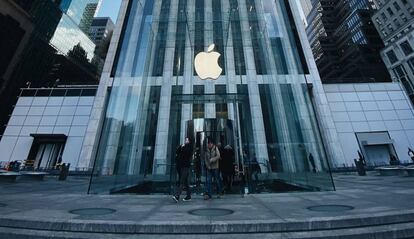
[59,0,101,31]
[89,0,337,194]
[0,0,101,138]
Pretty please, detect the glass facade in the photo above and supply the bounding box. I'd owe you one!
[90,0,334,194]
[50,14,96,61]
[59,0,99,31]
[0,0,101,138]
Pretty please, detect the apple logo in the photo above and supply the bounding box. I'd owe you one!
[194,44,222,80]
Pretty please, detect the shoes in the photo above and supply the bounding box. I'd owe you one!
[172,195,179,203]
[183,196,191,201]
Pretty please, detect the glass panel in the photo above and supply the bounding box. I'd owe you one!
[89,0,334,194]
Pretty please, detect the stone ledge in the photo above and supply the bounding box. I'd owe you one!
[1,209,414,234]
[1,221,414,239]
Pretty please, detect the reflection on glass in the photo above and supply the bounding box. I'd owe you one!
[89,0,335,195]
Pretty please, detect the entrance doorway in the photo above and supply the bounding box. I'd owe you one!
[26,134,67,170]
[183,118,243,194]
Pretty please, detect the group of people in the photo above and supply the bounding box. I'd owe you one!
[355,147,414,168]
[172,137,235,202]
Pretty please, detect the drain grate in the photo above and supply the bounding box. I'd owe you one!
[307,205,354,212]
[69,208,116,216]
[189,208,234,216]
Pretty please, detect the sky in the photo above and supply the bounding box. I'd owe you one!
[97,0,122,23]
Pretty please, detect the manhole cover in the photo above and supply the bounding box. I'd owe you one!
[189,208,234,216]
[69,208,116,216]
[307,205,354,212]
[0,203,7,207]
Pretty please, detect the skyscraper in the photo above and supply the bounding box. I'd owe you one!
[305,0,391,83]
[371,0,414,103]
[0,0,101,138]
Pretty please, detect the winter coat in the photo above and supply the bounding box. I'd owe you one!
[220,145,235,175]
[205,145,220,170]
[177,143,193,168]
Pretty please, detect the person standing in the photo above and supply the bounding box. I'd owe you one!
[308,153,316,173]
[220,145,235,193]
[173,138,193,202]
[408,148,414,163]
[204,137,222,200]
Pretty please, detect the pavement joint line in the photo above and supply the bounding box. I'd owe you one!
[249,195,287,222]
[138,198,165,223]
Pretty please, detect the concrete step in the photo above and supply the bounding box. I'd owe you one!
[1,222,414,239]
[0,209,414,236]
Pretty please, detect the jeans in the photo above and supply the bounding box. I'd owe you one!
[206,168,222,197]
[175,167,191,198]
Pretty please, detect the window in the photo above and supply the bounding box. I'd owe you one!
[387,7,394,15]
[407,57,414,74]
[393,18,400,27]
[386,50,398,64]
[400,41,413,56]
[393,64,414,94]
[401,13,408,22]
[393,2,401,11]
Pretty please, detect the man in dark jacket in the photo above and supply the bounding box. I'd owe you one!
[173,138,193,202]
[220,145,235,192]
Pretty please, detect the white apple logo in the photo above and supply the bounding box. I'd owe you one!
[194,44,222,80]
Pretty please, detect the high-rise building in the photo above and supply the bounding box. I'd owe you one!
[59,0,102,34]
[298,0,313,23]
[305,0,391,83]
[89,17,115,45]
[0,0,101,138]
[371,0,414,103]
[89,17,115,74]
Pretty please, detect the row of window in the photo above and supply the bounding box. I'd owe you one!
[386,39,414,65]
[375,0,413,38]
[19,88,97,97]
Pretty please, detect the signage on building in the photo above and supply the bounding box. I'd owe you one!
[194,44,222,80]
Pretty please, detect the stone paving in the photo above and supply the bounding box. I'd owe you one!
[0,172,414,238]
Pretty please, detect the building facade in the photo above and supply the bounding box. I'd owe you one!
[0,0,102,138]
[324,82,414,168]
[81,0,348,194]
[0,87,97,171]
[89,17,115,45]
[305,0,391,83]
[372,0,414,103]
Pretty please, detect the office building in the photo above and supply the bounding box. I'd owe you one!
[89,17,115,45]
[0,0,101,138]
[372,0,414,103]
[305,0,391,83]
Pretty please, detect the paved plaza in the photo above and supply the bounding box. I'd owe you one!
[1,172,414,238]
